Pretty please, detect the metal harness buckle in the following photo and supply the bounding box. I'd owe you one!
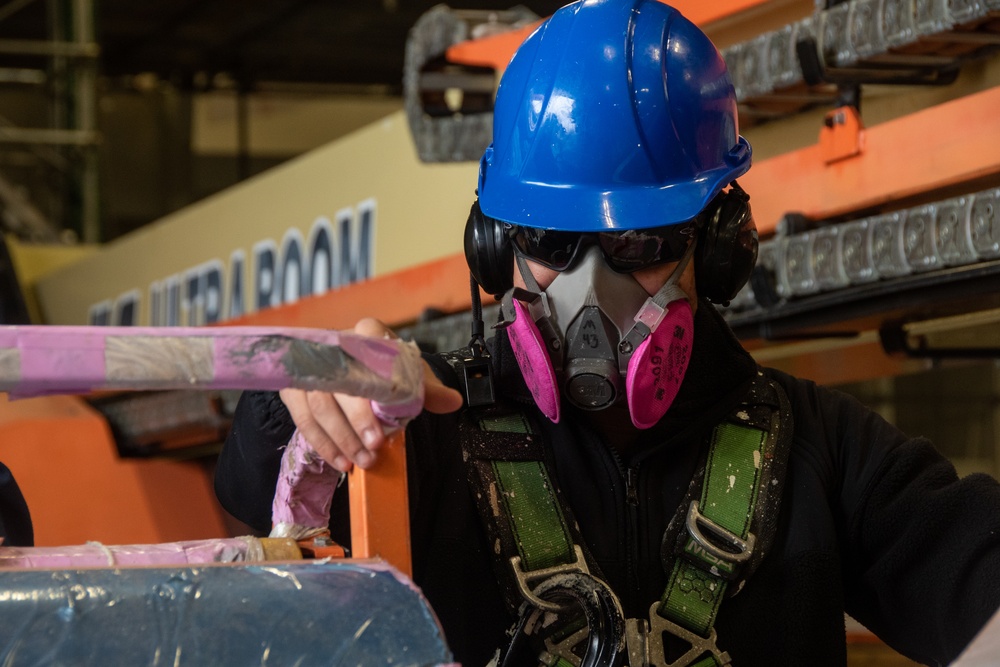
[683,501,755,579]
[626,603,732,667]
[510,544,591,613]
[511,545,626,666]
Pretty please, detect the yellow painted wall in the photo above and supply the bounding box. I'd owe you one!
[36,111,479,326]
[6,237,98,324]
[192,92,402,157]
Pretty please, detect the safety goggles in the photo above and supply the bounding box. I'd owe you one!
[508,221,698,273]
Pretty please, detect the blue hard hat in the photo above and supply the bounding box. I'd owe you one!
[478,0,752,232]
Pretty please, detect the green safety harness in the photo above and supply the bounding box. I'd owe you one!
[453,364,792,667]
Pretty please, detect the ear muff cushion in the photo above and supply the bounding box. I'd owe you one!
[696,185,758,304]
[464,199,514,296]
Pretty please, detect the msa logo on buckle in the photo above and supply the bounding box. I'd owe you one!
[684,538,737,576]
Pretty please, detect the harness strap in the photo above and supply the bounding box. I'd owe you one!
[462,374,792,667]
[627,423,762,667]
[663,422,765,632]
[462,409,592,614]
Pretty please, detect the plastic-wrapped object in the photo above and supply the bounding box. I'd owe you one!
[765,24,800,91]
[820,2,855,67]
[883,0,918,48]
[0,560,456,666]
[870,211,912,278]
[971,188,1000,259]
[850,0,890,59]
[722,42,747,101]
[902,203,941,272]
[783,233,821,296]
[914,0,954,34]
[812,225,851,291]
[271,430,343,540]
[934,195,977,266]
[736,35,771,99]
[840,218,879,285]
[0,537,269,568]
[755,239,791,303]
[948,0,985,24]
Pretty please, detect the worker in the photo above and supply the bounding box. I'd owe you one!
[0,462,32,547]
[214,0,1000,664]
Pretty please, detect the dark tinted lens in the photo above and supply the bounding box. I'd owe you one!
[511,227,583,271]
[597,223,694,272]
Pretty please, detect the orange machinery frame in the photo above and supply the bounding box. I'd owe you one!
[445,0,776,72]
[743,87,1000,234]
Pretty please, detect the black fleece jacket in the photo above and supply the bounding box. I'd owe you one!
[215,302,1000,666]
[0,462,32,547]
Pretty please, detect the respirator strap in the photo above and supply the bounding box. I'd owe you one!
[516,252,544,294]
[621,238,698,356]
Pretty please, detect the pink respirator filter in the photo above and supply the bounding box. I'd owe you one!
[506,298,561,423]
[625,297,694,429]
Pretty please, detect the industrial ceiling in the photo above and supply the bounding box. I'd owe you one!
[1,0,567,92]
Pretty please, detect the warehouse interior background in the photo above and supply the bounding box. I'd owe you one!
[0,3,998,510]
[0,0,1000,662]
[0,0,998,508]
[0,0,569,243]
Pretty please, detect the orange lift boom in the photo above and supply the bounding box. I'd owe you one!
[446,0,776,71]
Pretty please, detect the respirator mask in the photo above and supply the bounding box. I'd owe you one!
[500,236,696,430]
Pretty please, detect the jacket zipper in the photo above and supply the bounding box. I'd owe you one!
[625,464,641,612]
[608,443,642,615]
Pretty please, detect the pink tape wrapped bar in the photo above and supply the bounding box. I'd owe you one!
[0,326,424,407]
[271,430,342,536]
[14,329,107,397]
[0,537,262,569]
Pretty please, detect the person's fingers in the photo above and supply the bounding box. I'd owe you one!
[423,363,465,414]
[281,318,464,473]
[336,390,386,461]
[303,390,371,472]
[279,388,359,473]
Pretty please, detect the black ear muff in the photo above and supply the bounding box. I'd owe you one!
[695,181,758,305]
[464,199,514,297]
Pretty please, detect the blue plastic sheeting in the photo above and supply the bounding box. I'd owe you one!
[0,560,456,666]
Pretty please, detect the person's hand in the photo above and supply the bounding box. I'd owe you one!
[279,318,464,472]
